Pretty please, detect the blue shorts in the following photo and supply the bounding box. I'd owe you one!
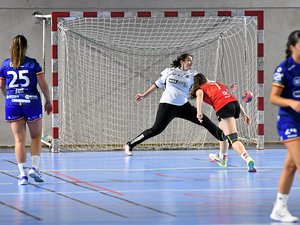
[5,102,43,122]
[277,115,300,142]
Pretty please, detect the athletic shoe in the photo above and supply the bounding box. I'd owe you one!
[18,176,29,185]
[270,203,298,222]
[246,157,257,172]
[124,142,133,156]
[28,167,44,182]
[208,153,228,167]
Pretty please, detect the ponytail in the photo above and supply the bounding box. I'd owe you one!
[171,53,193,68]
[190,73,207,99]
[11,35,27,68]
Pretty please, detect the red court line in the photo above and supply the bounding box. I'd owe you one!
[50,171,124,196]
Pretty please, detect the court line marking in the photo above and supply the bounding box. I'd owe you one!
[155,172,199,179]
[0,200,42,221]
[154,172,273,181]
[0,166,285,173]
[1,171,127,218]
[0,176,273,186]
[43,171,177,217]
[0,159,283,172]
[50,171,124,196]
[1,186,300,196]
[2,160,177,218]
[193,157,238,167]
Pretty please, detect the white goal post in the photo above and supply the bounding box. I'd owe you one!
[51,10,264,152]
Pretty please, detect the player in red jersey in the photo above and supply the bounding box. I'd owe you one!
[190,73,256,172]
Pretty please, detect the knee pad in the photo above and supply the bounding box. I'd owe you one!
[226,133,239,145]
[216,129,227,141]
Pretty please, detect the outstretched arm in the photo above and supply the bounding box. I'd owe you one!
[224,82,238,92]
[135,84,158,102]
[239,103,251,125]
[196,89,204,122]
[208,78,237,92]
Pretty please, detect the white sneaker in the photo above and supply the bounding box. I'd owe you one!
[18,175,29,185]
[28,167,44,183]
[209,153,228,167]
[124,142,133,156]
[270,203,298,222]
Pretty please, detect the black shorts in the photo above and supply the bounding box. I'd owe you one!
[216,101,240,121]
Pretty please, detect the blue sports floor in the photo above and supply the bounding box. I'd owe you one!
[0,147,299,225]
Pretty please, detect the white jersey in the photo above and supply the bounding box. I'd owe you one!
[155,67,197,106]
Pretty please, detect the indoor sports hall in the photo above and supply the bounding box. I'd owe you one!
[0,1,300,225]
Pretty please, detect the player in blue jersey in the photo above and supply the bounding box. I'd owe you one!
[0,35,52,185]
[124,53,236,156]
[269,30,300,223]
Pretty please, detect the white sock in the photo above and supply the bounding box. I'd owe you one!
[219,152,227,159]
[219,141,228,159]
[18,163,27,177]
[275,193,289,206]
[31,155,40,169]
[240,151,249,161]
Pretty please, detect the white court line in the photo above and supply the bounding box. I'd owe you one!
[0,183,13,185]
[0,166,284,172]
[0,187,299,196]
[0,177,273,186]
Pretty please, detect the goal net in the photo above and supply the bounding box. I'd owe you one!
[56,14,259,151]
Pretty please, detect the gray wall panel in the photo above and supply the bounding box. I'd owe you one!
[1,0,300,9]
[0,1,299,146]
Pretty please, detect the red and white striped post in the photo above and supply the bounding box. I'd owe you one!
[245,10,264,149]
[51,12,70,152]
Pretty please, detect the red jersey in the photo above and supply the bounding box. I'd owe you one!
[200,82,237,112]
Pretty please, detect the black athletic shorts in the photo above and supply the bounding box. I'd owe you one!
[216,101,240,121]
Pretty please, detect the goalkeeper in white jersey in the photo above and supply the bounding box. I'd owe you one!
[124,53,229,156]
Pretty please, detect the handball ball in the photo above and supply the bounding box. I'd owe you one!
[242,91,254,103]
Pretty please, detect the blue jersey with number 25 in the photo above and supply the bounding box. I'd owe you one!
[0,56,42,106]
